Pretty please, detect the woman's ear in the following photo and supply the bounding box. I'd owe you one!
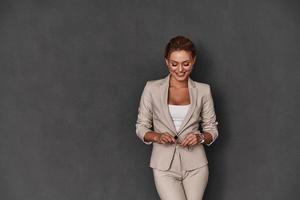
[165,58,169,66]
[193,56,197,64]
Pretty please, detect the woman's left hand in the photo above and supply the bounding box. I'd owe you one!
[179,132,200,147]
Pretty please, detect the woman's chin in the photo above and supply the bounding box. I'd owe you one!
[174,74,188,81]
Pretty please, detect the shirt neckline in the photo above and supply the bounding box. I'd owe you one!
[168,104,191,106]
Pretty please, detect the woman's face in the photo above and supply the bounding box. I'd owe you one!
[165,50,196,82]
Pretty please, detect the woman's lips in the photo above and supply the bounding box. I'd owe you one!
[176,73,185,77]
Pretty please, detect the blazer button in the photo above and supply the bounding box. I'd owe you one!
[174,135,178,140]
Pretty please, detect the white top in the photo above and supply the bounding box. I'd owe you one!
[168,104,191,132]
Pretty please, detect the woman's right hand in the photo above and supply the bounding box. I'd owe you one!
[155,132,176,144]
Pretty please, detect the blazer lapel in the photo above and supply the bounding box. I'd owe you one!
[159,73,198,136]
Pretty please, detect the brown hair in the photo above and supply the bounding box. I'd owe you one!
[164,35,196,59]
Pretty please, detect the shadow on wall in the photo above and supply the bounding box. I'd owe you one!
[192,41,228,200]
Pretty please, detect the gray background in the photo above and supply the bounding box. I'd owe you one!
[0,0,299,199]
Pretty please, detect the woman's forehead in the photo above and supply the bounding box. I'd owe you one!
[169,50,193,62]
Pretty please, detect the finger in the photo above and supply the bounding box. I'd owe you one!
[162,137,171,144]
[182,134,193,142]
[188,138,197,146]
[189,134,198,144]
[171,136,176,143]
[164,133,175,143]
[169,138,175,144]
[163,135,172,143]
[165,132,173,137]
[187,133,196,140]
[194,134,200,143]
[180,133,196,146]
[162,134,169,141]
[183,137,194,147]
[166,136,173,143]
[165,133,175,143]
[161,137,167,143]
[169,135,176,143]
[179,138,186,146]
[181,138,189,147]
[165,132,172,136]
[192,136,199,145]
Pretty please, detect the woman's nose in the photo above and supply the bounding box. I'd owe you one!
[178,65,183,72]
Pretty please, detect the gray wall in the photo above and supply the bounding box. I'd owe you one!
[0,0,299,199]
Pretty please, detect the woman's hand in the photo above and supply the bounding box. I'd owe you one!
[179,132,201,147]
[155,132,176,144]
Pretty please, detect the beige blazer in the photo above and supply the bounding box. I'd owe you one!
[136,73,219,170]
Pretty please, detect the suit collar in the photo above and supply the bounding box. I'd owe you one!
[159,73,198,136]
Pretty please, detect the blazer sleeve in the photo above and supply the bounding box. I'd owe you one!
[135,81,153,145]
[200,85,219,146]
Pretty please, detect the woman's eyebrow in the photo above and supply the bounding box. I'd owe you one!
[170,60,191,62]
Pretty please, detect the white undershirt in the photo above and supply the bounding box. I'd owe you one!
[168,104,191,132]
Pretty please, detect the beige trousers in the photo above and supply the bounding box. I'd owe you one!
[152,148,209,200]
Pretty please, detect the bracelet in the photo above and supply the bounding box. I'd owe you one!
[154,135,160,142]
[199,134,205,144]
[154,132,163,142]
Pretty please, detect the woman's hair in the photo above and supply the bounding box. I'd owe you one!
[164,35,196,59]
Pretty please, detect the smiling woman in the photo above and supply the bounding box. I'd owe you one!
[164,37,196,83]
[166,50,195,82]
[136,35,219,200]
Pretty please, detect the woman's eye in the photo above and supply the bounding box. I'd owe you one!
[172,64,177,66]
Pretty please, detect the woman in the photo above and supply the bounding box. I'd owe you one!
[136,35,219,200]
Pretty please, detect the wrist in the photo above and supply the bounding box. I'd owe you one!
[203,131,213,145]
[193,131,205,144]
[154,133,161,143]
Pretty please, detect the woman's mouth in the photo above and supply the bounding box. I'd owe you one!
[176,73,185,77]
